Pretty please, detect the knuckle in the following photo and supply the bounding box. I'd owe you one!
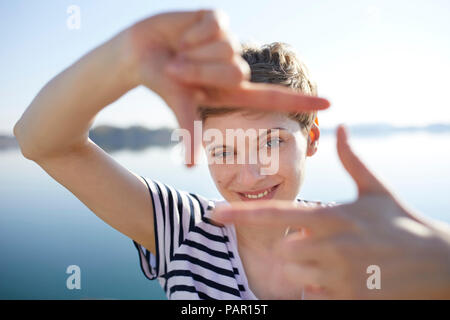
[197,65,209,81]
[238,57,251,80]
[227,64,245,84]
[180,63,197,81]
[220,40,235,60]
[206,13,223,36]
[234,58,249,80]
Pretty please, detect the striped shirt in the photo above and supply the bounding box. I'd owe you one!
[132,176,332,300]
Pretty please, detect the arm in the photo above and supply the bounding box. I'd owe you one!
[13,29,137,160]
[13,26,158,252]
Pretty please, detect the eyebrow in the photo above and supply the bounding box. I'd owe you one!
[265,127,288,134]
[206,127,289,153]
[207,145,229,154]
[258,127,288,140]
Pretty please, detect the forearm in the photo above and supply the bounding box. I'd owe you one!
[14,28,139,160]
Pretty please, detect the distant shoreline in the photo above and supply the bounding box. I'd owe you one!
[2,123,449,152]
[320,123,450,136]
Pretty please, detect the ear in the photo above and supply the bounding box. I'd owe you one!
[306,122,320,157]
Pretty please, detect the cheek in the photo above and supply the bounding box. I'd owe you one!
[278,141,307,189]
[279,151,302,180]
[208,164,233,190]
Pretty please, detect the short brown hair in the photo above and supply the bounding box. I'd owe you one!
[197,42,318,132]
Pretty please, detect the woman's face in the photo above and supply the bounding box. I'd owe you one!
[202,111,319,203]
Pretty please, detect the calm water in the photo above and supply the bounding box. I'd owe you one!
[1,132,450,299]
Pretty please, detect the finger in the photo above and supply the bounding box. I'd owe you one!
[179,10,230,49]
[216,81,330,112]
[168,87,203,167]
[178,39,238,62]
[133,10,205,50]
[166,58,247,88]
[336,125,390,196]
[212,200,342,234]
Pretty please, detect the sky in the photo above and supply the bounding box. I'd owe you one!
[1,0,450,134]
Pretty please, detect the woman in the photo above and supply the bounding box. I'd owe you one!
[13,9,329,299]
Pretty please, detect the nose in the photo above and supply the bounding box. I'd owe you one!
[235,163,265,188]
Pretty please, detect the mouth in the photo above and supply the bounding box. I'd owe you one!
[236,184,281,201]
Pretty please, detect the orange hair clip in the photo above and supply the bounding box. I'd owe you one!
[309,117,319,141]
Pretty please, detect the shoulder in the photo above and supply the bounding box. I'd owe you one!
[142,176,213,203]
[142,176,223,223]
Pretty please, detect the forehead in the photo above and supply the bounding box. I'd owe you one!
[203,110,301,133]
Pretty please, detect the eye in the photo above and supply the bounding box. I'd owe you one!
[266,137,283,148]
[212,149,234,158]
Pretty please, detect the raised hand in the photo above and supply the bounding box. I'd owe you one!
[212,125,450,299]
[127,10,330,165]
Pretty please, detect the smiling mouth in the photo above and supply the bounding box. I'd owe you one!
[236,184,280,201]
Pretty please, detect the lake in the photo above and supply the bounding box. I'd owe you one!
[1,132,449,299]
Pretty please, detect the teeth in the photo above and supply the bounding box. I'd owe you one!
[243,188,270,199]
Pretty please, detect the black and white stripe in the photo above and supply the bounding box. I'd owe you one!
[133,177,247,299]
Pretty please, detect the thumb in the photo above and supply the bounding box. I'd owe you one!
[336,124,390,196]
[170,88,203,168]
